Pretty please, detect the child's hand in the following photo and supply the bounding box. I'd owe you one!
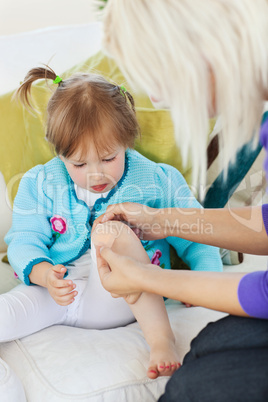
[45,265,77,306]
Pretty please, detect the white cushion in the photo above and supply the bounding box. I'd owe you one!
[0,358,26,402]
[0,302,226,401]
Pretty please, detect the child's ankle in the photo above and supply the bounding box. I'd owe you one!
[148,332,176,349]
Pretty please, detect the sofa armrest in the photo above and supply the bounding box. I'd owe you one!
[0,173,12,253]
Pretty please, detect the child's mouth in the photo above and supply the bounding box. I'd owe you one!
[91,184,108,192]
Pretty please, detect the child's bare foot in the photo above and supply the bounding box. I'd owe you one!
[147,338,181,379]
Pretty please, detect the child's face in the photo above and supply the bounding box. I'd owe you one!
[61,143,126,194]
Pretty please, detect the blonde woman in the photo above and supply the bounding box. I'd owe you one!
[95,0,268,400]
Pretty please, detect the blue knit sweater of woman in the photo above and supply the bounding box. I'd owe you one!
[5,149,222,285]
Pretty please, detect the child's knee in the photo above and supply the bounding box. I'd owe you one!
[110,221,137,239]
[92,221,137,248]
[92,221,150,262]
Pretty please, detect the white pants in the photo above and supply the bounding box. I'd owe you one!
[0,249,135,342]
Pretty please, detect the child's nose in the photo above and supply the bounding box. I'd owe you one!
[95,172,104,181]
[87,170,104,181]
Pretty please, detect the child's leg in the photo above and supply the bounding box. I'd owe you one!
[92,221,180,379]
[0,283,67,342]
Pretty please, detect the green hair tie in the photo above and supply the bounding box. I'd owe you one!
[119,85,127,96]
[53,76,62,85]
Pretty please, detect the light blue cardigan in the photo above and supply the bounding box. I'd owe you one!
[5,149,222,285]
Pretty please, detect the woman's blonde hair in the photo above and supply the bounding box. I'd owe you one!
[102,0,268,185]
[16,66,139,159]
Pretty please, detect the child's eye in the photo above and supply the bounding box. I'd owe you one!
[103,156,116,163]
[74,163,86,168]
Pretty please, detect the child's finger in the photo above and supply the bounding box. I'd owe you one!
[53,279,74,289]
[57,291,78,305]
[57,284,76,296]
[52,265,66,276]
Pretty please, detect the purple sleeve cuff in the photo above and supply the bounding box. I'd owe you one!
[238,271,268,319]
[262,204,268,236]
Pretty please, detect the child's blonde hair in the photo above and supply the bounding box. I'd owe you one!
[17,66,140,159]
[102,0,268,185]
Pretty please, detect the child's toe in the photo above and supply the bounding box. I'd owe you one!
[157,362,166,373]
[170,361,180,372]
[147,365,159,379]
[162,361,172,374]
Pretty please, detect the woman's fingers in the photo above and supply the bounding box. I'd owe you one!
[92,213,108,231]
[101,211,117,223]
[111,292,120,298]
[93,203,162,241]
[96,247,114,287]
[104,202,141,223]
[110,292,141,304]
[97,248,142,303]
[92,210,124,232]
[124,293,142,304]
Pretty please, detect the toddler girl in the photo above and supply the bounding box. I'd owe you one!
[2,66,222,379]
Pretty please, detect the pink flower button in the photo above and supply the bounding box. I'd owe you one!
[151,249,162,266]
[50,215,67,234]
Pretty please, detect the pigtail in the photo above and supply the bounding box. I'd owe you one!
[112,84,140,142]
[115,84,136,113]
[15,65,59,109]
[125,91,135,113]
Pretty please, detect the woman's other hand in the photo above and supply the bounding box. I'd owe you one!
[93,202,165,241]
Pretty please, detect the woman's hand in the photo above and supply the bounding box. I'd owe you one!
[45,265,77,306]
[92,202,165,241]
[96,246,154,303]
[96,248,248,317]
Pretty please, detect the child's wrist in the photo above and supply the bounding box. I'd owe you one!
[43,266,52,288]
[30,261,53,287]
